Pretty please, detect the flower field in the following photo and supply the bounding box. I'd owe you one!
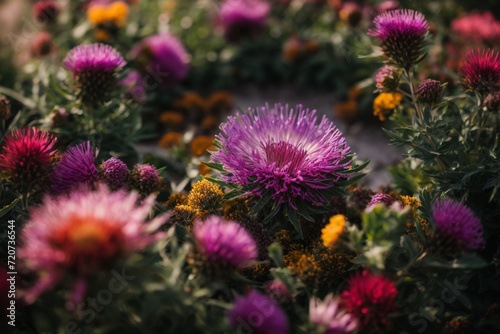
[0,0,499,333]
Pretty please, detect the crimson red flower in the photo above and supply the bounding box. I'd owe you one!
[462,49,500,95]
[341,270,398,329]
[0,127,58,192]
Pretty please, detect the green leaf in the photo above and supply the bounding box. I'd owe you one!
[250,192,273,215]
[0,198,19,218]
[286,207,303,238]
[202,162,225,172]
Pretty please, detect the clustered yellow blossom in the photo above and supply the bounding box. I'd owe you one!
[283,240,351,288]
[391,192,427,231]
[373,92,403,121]
[321,215,346,248]
[171,180,227,228]
[87,1,129,27]
[223,198,250,222]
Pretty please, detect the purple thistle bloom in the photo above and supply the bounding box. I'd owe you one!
[51,141,99,194]
[219,0,270,42]
[368,193,395,207]
[131,34,189,85]
[100,157,128,190]
[309,294,359,334]
[369,10,428,69]
[417,79,445,104]
[63,43,126,105]
[227,290,288,334]
[192,215,257,268]
[432,200,484,252]
[211,104,351,209]
[128,164,162,196]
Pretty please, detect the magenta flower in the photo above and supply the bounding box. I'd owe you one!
[119,70,146,102]
[369,10,428,69]
[100,157,128,190]
[309,294,359,334]
[192,215,257,268]
[18,186,166,309]
[0,127,57,191]
[211,104,351,211]
[63,43,126,105]
[51,141,99,194]
[219,0,270,42]
[461,49,500,95]
[368,193,395,207]
[417,79,445,104]
[131,34,189,85]
[128,164,162,196]
[432,200,484,252]
[227,290,288,334]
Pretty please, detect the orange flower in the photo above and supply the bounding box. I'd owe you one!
[190,136,215,157]
[160,111,185,128]
[373,92,403,121]
[321,215,346,248]
[87,1,129,27]
[173,92,206,111]
[159,132,183,149]
[201,115,220,130]
[206,91,233,113]
[334,100,358,122]
[198,162,211,176]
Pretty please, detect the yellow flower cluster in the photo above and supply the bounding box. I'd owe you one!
[391,192,427,231]
[373,92,403,121]
[87,1,129,27]
[283,240,350,288]
[321,215,346,248]
[172,180,225,228]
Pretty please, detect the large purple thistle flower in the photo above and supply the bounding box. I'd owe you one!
[211,104,351,209]
[51,141,99,194]
[63,43,126,105]
[131,34,189,86]
[432,200,484,252]
[227,290,288,334]
[192,215,257,268]
[369,10,428,69]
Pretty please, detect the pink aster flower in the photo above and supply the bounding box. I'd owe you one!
[227,290,288,334]
[51,141,99,194]
[211,104,351,210]
[18,186,166,309]
[451,12,500,46]
[131,33,189,86]
[461,49,500,95]
[432,200,484,252]
[341,270,398,329]
[192,215,257,268]
[369,10,428,69]
[310,294,359,334]
[219,0,270,42]
[374,65,401,92]
[0,127,57,191]
[63,43,126,105]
